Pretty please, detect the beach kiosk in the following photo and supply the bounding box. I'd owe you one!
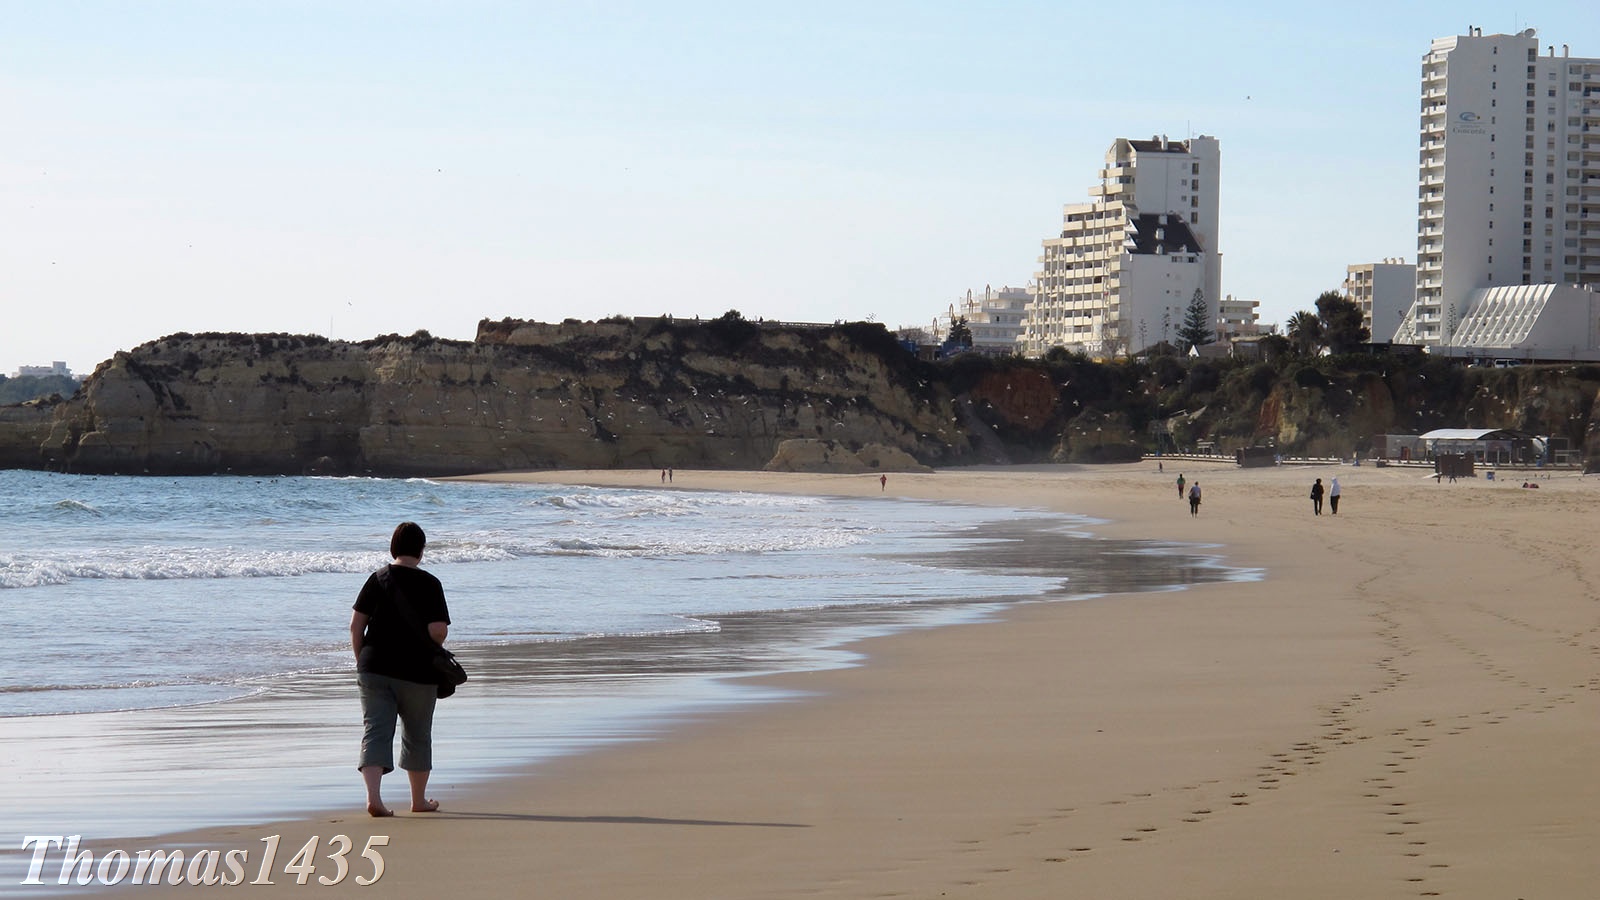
[1418,428,1537,466]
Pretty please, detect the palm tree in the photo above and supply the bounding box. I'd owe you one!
[1286,310,1323,356]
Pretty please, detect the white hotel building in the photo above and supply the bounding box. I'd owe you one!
[939,285,1029,354]
[1344,259,1416,342]
[1395,27,1600,349]
[1215,294,1267,340]
[1020,136,1221,357]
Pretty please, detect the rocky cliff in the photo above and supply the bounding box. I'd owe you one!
[3,319,966,476]
[9,320,1600,477]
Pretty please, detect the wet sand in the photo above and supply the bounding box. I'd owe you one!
[55,461,1600,898]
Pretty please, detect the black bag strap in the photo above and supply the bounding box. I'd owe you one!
[375,566,441,649]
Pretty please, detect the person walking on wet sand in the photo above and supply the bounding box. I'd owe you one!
[880,474,887,491]
[1310,478,1325,515]
[1176,473,1186,499]
[351,521,451,818]
[1187,481,1201,516]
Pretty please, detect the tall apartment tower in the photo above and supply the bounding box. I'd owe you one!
[1020,136,1221,357]
[1395,27,1600,345]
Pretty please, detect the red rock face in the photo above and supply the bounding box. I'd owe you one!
[969,368,1058,433]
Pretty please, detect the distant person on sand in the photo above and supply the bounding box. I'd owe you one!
[1329,477,1341,515]
[350,521,451,818]
[880,474,887,491]
[1188,482,1201,516]
[1310,478,1325,515]
[1177,473,1186,499]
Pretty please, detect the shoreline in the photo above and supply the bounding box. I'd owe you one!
[26,461,1600,898]
[4,476,1230,885]
[6,493,1152,839]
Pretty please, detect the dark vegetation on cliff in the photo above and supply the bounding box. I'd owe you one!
[0,374,80,406]
[951,348,1600,463]
[6,315,1600,476]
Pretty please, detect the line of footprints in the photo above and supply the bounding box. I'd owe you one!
[923,576,1600,897]
[1017,662,1598,896]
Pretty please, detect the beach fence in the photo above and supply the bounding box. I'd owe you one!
[1152,450,1344,467]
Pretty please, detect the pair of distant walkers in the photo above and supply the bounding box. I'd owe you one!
[1310,477,1341,515]
[1175,473,1200,516]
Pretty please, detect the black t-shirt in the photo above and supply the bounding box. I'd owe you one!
[353,564,452,685]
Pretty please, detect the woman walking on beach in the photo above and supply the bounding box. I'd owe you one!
[1187,482,1201,516]
[1329,476,1341,515]
[1176,473,1186,499]
[350,521,452,817]
[1310,478,1325,515]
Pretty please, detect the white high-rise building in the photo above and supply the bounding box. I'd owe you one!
[1020,136,1221,357]
[1344,259,1416,342]
[1395,27,1600,346]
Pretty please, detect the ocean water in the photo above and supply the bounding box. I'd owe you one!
[0,471,1250,884]
[1,472,1084,718]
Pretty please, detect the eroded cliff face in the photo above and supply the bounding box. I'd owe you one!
[12,321,967,476]
[0,400,60,470]
[13,323,1600,477]
[1244,364,1600,458]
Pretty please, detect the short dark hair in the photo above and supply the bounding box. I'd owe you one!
[390,521,426,559]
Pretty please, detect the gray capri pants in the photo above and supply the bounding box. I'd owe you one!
[358,671,438,772]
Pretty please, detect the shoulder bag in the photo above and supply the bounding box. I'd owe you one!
[377,568,468,699]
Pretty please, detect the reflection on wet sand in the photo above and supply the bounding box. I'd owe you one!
[0,517,1245,891]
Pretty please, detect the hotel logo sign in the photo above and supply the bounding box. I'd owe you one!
[1450,111,1487,135]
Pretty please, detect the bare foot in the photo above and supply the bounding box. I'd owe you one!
[367,802,395,818]
[411,799,440,813]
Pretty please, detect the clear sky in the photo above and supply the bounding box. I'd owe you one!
[3,2,1596,375]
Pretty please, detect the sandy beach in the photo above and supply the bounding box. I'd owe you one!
[114,461,1600,898]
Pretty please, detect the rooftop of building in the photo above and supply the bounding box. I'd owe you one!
[1126,214,1203,255]
[1126,138,1188,154]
